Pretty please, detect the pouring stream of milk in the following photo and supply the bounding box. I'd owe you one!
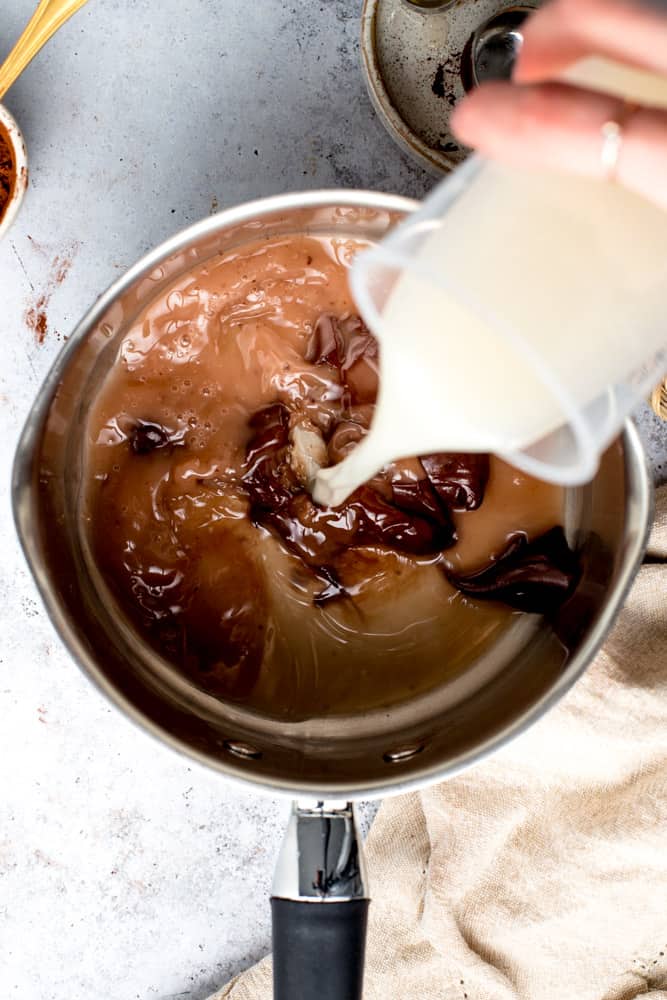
[313,57,667,508]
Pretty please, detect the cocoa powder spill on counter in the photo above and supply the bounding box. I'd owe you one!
[25,296,49,344]
[24,252,75,345]
[0,124,15,223]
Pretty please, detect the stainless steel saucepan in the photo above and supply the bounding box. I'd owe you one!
[12,191,652,1000]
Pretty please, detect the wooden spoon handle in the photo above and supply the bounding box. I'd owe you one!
[0,0,89,101]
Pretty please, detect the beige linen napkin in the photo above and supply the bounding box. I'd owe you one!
[216,485,667,1000]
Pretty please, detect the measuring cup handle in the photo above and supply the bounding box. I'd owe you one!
[271,801,369,1000]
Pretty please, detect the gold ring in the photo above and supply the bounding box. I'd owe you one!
[600,102,638,182]
[600,120,624,180]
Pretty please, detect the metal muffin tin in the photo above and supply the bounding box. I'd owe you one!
[361,0,539,173]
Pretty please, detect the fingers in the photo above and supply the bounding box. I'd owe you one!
[451,82,667,210]
[514,0,667,83]
[450,0,667,210]
[617,104,667,209]
[452,82,623,172]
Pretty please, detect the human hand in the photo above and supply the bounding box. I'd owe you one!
[451,0,667,209]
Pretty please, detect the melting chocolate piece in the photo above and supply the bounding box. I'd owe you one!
[243,403,295,510]
[254,485,447,567]
[307,314,379,406]
[259,492,357,565]
[339,315,377,366]
[307,314,346,369]
[391,478,456,544]
[179,608,264,699]
[130,420,172,455]
[447,527,579,614]
[420,453,490,511]
[114,525,267,701]
[245,403,290,468]
[353,485,451,555]
[160,541,267,700]
[340,316,379,406]
[243,404,450,568]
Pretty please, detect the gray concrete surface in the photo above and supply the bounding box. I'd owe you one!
[0,2,664,999]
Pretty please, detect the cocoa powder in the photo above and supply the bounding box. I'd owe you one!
[0,124,15,223]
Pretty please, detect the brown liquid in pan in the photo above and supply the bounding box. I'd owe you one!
[83,235,566,719]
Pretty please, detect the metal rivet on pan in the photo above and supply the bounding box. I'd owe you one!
[383,742,425,764]
[224,740,263,761]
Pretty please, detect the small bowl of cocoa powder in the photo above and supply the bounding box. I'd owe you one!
[0,103,27,240]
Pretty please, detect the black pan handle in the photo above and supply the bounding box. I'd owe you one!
[271,801,369,1000]
[271,897,369,1000]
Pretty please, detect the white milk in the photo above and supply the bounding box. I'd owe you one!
[314,59,667,507]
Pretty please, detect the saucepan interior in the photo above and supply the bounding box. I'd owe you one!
[12,192,652,799]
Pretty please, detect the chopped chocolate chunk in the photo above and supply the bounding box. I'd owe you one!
[243,397,457,577]
[391,477,457,545]
[339,316,379,406]
[246,402,290,460]
[446,527,579,614]
[243,409,450,566]
[265,491,358,564]
[243,403,295,509]
[130,421,172,455]
[307,313,379,406]
[353,485,451,555]
[307,314,346,369]
[420,452,490,511]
